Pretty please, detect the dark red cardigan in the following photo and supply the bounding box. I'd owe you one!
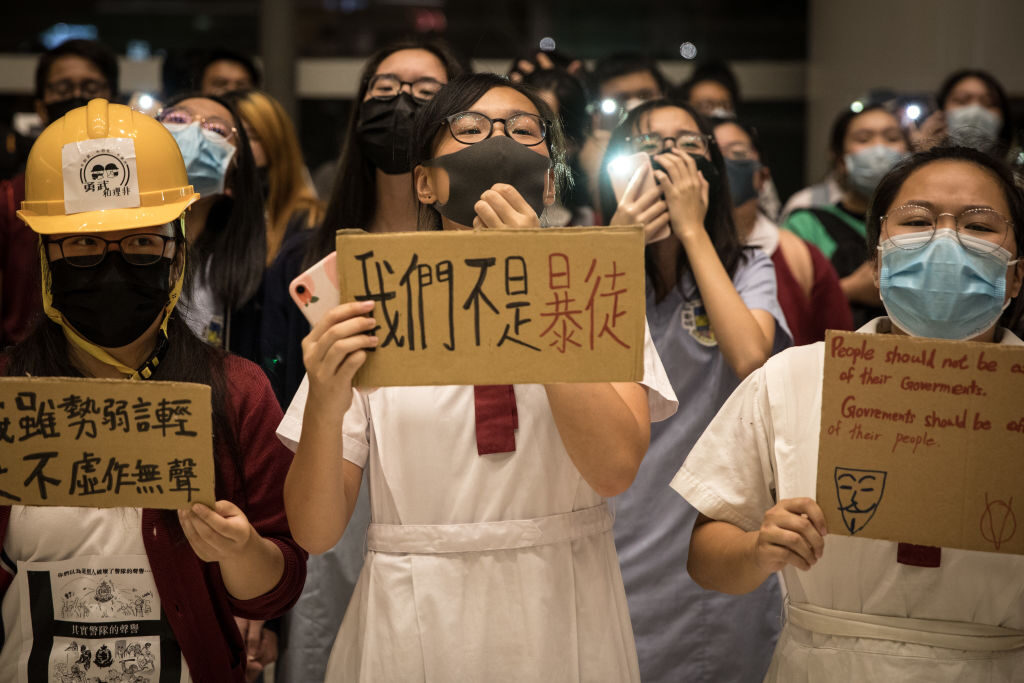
[0,354,307,683]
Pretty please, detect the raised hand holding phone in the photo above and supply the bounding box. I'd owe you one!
[609,154,670,243]
[289,251,339,326]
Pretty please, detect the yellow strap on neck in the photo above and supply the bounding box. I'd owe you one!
[40,217,187,380]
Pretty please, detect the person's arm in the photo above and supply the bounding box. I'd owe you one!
[177,358,309,605]
[688,498,827,595]
[284,301,377,554]
[839,261,883,306]
[544,382,650,496]
[654,149,775,379]
[177,501,285,601]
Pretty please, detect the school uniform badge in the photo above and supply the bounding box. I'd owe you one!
[681,301,718,347]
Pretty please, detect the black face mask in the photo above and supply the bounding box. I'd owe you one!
[44,97,90,124]
[356,93,420,175]
[423,135,552,227]
[50,252,173,348]
[689,153,721,204]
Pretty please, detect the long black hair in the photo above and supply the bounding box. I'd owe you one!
[408,72,571,230]
[304,38,467,269]
[866,145,1024,329]
[160,92,267,311]
[937,69,1015,157]
[597,99,745,299]
[3,232,248,503]
[523,68,593,216]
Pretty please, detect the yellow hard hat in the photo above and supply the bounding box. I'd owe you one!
[17,98,199,234]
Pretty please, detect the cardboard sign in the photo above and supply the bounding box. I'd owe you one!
[335,226,646,386]
[817,330,1024,554]
[0,377,214,509]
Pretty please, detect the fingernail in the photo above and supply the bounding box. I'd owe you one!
[359,300,375,310]
[192,504,202,514]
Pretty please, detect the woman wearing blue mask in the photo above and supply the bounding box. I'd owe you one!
[913,69,1015,160]
[784,104,909,327]
[598,100,791,683]
[157,94,267,363]
[677,145,1024,681]
[278,73,678,682]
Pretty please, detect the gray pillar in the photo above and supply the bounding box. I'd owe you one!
[260,0,297,124]
[806,0,1024,183]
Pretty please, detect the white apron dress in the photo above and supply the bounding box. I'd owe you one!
[277,328,677,682]
[672,318,1024,681]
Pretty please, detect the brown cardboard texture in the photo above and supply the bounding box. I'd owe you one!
[0,377,214,509]
[817,330,1024,555]
[335,226,646,386]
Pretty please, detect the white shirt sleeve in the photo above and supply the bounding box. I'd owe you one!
[275,374,372,468]
[670,364,777,532]
[641,321,678,423]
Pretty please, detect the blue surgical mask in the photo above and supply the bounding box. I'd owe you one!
[946,104,1002,151]
[164,121,236,197]
[878,229,1019,340]
[844,145,906,199]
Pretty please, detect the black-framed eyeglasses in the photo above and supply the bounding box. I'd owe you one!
[880,203,1015,255]
[442,111,548,147]
[45,78,110,99]
[46,233,176,268]
[367,74,444,103]
[626,131,713,155]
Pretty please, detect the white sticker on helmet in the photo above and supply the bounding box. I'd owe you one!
[61,138,141,214]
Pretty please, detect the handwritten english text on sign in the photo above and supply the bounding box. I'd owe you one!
[817,330,1024,555]
[335,226,646,386]
[0,377,214,509]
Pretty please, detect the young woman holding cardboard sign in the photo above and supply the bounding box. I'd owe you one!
[279,73,678,682]
[675,145,1024,681]
[0,99,306,682]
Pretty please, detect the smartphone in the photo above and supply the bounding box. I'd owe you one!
[289,251,339,326]
[607,152,670,242]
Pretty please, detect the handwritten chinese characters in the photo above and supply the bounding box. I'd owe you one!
[336,226,646,387]
[0,377,213,509]
[817,331,1024,555]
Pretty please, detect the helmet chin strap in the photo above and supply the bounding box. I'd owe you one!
[40,216,187,380]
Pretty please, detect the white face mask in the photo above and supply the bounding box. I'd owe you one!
[946,104,1002,151]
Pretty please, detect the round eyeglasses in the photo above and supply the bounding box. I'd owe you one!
[881,204,1014,255]
[47,233,176,268]
[625,131,712,156]
[367,74,444,103]
[157,107,237,143]
[442,111,548,147]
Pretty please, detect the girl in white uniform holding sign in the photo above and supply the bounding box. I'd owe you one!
[277,73,677,682]
[674,145,1024,681]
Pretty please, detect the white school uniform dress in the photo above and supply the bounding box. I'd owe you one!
[277,326,677,682]
[672,318,1024,682]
